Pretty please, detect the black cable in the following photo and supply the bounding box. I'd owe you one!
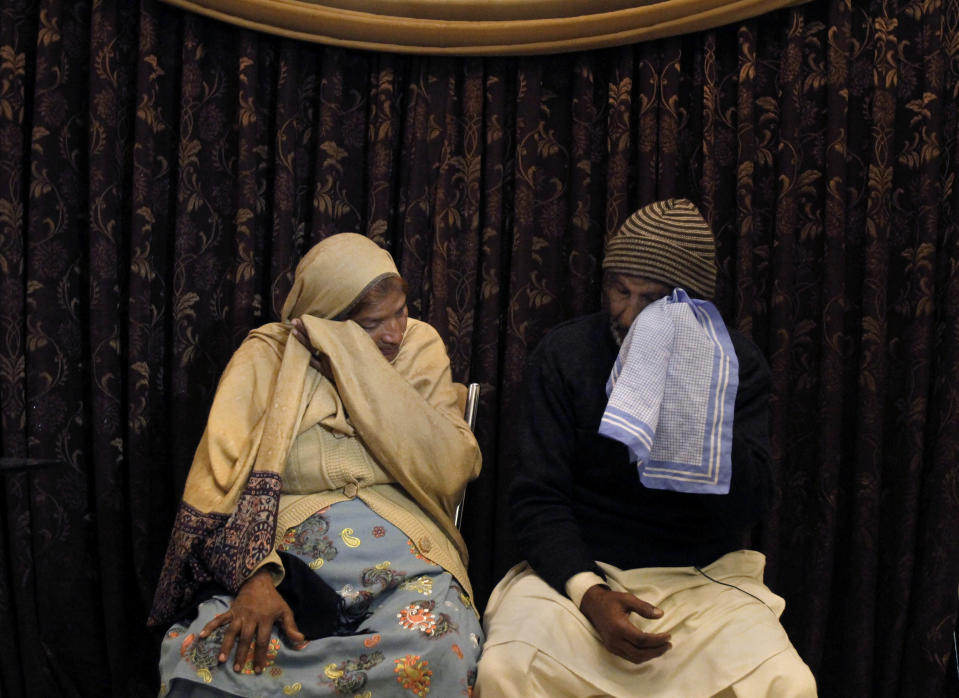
[693,566,777,616]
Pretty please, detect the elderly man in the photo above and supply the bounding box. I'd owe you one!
[476,199,816,697]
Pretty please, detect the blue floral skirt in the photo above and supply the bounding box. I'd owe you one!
[159,498,482,697]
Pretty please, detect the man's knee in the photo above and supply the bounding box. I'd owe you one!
[474,642,532,697]
[731,647,818,698]
[768,657,817,698]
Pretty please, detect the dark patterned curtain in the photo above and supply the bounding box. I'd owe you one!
[1,0,957,696]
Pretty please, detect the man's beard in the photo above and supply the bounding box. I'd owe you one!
[609,319,625,347]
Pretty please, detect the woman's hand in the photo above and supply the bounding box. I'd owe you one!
[291,317,332,379]
[579,583,672,664]
[199,568,306,674]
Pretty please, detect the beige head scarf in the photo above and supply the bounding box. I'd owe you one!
[281,233,401,321]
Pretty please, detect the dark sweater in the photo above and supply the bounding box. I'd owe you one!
[510,311,775,595]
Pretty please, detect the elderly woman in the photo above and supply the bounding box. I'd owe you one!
[149,233,483,697]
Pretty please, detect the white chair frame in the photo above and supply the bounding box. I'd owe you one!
[453,382,480,529]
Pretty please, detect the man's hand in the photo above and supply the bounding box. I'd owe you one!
[199,568,306,674]
[579,583,672,664]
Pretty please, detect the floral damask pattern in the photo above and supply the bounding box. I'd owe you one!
[1,1,958,697]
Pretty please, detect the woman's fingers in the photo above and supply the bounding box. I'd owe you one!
[215,616,241,665]
[199,610,230,639]
[198,610,239,664]
[251,621,274,673]
[291,317,325,372]
[232,622,255,672]
[279,608,306,648]
[291,318,312,350]
[205,614,283,672]
[202,572,301,671]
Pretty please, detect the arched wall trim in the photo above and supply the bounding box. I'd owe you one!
[158,0,812,55]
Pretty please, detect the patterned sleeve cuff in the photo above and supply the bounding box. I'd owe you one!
[565,571,608,609]
[251,549,285,587]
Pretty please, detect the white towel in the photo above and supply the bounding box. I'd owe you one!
[598,288,739,494]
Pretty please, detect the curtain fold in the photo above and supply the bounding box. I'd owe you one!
[1,0,958,696]
[158,0,811,55]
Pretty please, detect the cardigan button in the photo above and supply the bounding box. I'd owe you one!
[343,481,358,498]
[417,536,432,553]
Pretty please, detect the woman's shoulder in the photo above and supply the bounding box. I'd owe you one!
[395,318,452,372]
[219,322,288,373]
[404,317,439,339]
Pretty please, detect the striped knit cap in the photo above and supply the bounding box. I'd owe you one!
[603,198,717,299]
